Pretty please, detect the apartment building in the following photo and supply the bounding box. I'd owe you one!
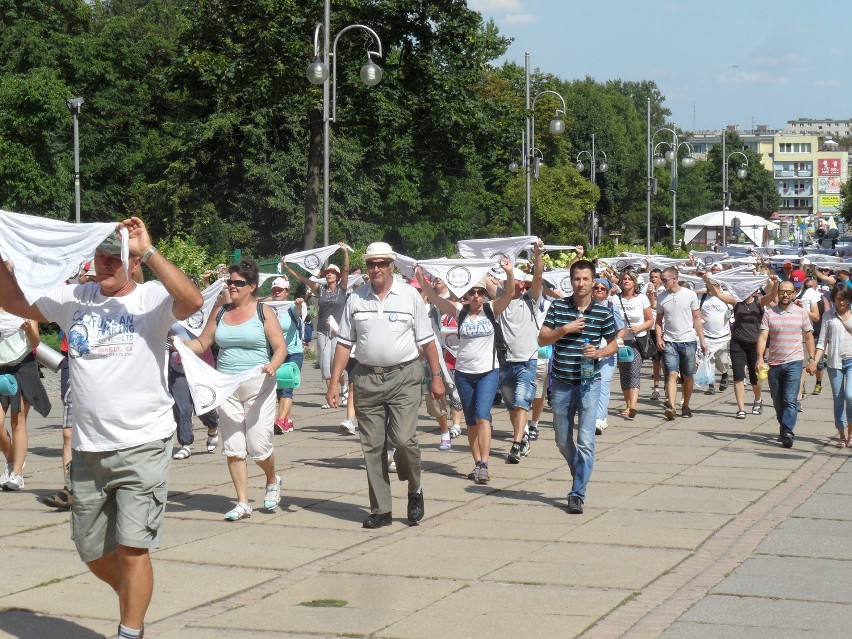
[787,118,852,138]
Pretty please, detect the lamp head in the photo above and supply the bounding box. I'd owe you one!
[549,117,565,135]
[737,167,747,179]
[681,156,696,168]
[575,161,585,173]
[653,155,666,168]
[67,96,84,111]
[665,149,675,162]
[360,54,383,86]
[508,161,519,173]
[306,58,328,84]
[598,162,607,173]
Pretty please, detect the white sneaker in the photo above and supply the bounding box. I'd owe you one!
[263,475,281,511]
[595,420,604,435]
[0,462,10,484]
[599,419,608,432]
[448,424,461,439]
[650,387,660,400]
[388,449,397,472]
[339,418,357,435]
[3,472,25,491]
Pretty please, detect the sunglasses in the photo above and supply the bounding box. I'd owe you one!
[366,260,392,269]
[661,277,671,283]
[469,288,487,296]
[226,279,249,287]
[592,286,608,291]
[778,290,794,296]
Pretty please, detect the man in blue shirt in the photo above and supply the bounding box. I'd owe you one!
[539,260,617,514]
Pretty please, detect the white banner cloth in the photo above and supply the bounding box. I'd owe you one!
[598,256,646,271]
[283,244,348,276]
[457,236,537,261]
[0,210,123,303]
[176,279,224,338]
[173,338,263,414]
[707,273,769,302]
[542,269,574,296]
[691,251,729,266]
[416,259,497,298]
[393,253,418,280]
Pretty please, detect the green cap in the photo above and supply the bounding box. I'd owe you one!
[96,231,122,255]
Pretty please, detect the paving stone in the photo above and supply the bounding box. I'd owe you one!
[660,620,826,638]
[756,518,852,559]
[792,493,852,520]
[627,484,763,514]
[712,555,852,603]
[564,509,729,549]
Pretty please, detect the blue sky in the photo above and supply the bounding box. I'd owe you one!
[470,0,848,133]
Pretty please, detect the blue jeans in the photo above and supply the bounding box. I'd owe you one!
[276,352,304,400]
[499,359,537,411]
[597,355,616,421]
[455,369,499,426]
[662,341,697,377]
[826,361,852,430]
[551,378,600,501]
[767,360,802,432]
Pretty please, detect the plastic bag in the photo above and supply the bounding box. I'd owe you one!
[694,355,715,388]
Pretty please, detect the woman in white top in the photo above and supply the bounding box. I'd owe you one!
[416,259,513,484]
[614,270,653,418]
[814,285,852,447]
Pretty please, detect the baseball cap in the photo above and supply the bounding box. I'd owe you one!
[271,276,289,290]
[790,269,806,287]
[321,264,341,275]
[782,260,793,268]
[84,261,96,277]
[97,231,122,255]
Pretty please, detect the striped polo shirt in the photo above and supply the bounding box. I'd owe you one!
[759,304,812,366]
[543,297,617,383]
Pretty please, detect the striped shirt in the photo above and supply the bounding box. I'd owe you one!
[759,304,812,366]
[543,297,617,382]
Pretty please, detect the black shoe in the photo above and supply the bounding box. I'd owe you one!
[781,429,794,448]
[507,443,521,464]
[519,434,531,457]
[362,512,393,529]
[567,495,584,514]
[681,406,693,418]
[719,373,729,391]
[704,384,715,395]
[407,490,424,523]
[797,401,804,413]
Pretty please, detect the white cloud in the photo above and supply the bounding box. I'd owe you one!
[503,13,538,25]
[469,0,525,12]
[754,54,807,68]
[814,79,841,88]
[717,70,790,86]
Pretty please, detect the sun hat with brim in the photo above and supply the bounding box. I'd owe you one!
[321,264,341,275]
[271,276,290,290]
[466,279,490,296]
[96,231,122,256]
[363,241,396,261]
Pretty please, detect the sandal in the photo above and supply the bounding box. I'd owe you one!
[172,445,191,460]
[751,399,763,415]
[836,439,847,448]
[735,410,747,420]
[628,408,638,419]
[224,502,252,521]
[206,431,219,453]
[43,488,72,509]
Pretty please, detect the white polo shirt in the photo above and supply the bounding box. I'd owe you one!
[337,280,435,367]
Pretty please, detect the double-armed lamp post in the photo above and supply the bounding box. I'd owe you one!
[721,133,748,247]
[575,134,608,247]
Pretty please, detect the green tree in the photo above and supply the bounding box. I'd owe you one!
[704,130,780,217]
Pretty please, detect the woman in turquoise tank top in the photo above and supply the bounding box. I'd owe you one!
[184,259,287,521]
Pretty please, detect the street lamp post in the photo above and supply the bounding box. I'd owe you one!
[67,96,84,224]
[306,2,383,246]
[651,126,695,246]
[575,133,608,247]
[721,132,748,247]
[520,52,566,235]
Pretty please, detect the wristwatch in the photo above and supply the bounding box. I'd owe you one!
[431,371,443,377]
[141,246,158,264]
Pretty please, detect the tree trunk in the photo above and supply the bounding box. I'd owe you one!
[303,107,322,249]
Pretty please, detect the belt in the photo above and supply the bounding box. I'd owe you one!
[361,358,418,374]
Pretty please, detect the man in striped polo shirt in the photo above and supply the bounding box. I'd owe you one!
[539,260,617,514]
[756,280,816,448]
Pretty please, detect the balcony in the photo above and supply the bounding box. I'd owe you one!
[797,170,812,177]
[775,170,795,177]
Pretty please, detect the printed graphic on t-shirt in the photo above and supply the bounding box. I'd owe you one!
[460,315,494,339]
[67,310,136,359]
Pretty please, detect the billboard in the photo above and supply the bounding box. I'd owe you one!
[818,158,841,176]
[818,176,841,193]
[819,195,840,211]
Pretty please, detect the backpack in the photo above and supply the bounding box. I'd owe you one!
[457,301,507,365]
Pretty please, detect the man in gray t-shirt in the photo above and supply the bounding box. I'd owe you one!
[655,267,707,420]
[486,240,544,463]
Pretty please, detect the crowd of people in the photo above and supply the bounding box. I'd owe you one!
[2,220,851,638]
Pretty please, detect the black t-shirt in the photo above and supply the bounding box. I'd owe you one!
[732,299,763,343]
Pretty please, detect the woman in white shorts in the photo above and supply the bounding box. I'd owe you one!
[184,258,287,520]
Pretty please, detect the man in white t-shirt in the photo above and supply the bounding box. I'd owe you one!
[795,270,825,402]
[698,273,732,395]
[655,267,708,420]
[0,218,202,639]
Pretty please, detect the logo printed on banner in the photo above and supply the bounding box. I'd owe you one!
[187,310,204,330]
[304,254,321,271]
[559,276,572,293]
[704,256,714,266]
[195,384,216,410]
[446,266,472,289]
[616,260,627,270]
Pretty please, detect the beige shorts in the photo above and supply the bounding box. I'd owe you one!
[219,374,277,460]
[71,436,172,563]
[533,358,549,399]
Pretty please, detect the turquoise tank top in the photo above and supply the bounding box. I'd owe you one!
[215,313,268,374]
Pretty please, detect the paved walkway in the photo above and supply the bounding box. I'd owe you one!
[1,363,851,638]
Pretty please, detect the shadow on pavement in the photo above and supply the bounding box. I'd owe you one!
[0,610,103,639]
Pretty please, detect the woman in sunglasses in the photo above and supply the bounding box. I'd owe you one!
[614,270,653,419]
[183,259,287,521]
[416,259,514,483]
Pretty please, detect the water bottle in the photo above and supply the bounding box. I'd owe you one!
[580,338,595,380]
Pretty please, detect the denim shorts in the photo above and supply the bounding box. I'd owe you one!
[454,369,499,426]
[662,341,697,377]
[499,359,537,411]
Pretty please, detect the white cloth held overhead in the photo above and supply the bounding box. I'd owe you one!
[0,210,122,304]
[707,273,769,302]
[541,269,574,296]
[457,236,537,261]
[416,258,497,298]
[176,279,224,338]
[173,338,264,414]
[284,244,350,276]
[393,253,417,280]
